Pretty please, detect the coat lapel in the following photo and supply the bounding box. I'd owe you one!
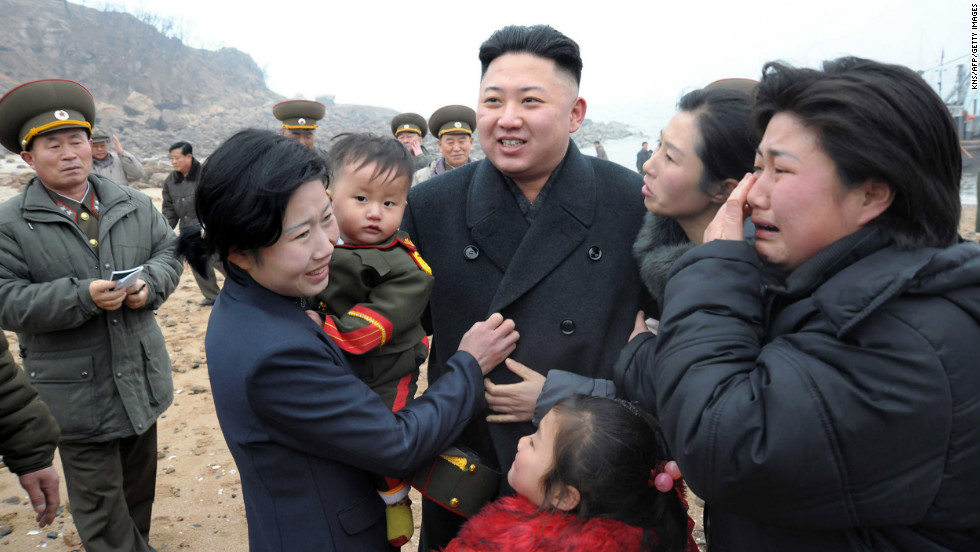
[474,142,596,313]
[466,161,528,274]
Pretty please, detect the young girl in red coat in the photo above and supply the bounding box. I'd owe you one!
[444,395,698,552]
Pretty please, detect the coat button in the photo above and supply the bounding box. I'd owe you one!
[80,212,90,221]
[112,319,119,325]
[116,372,123,378]
[81,371,89,377]
[104,263,111,269]
[89,238,99,247]
[29,371,36,378]
[560,319,576,335]
[463,245,479,260]
[588,246,602,261]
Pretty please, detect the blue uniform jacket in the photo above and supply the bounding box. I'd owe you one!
[205,273,485,552]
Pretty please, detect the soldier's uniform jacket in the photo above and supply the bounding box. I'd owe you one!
[0,332,59,475]
[91,150,145,186]
[0,174,182,442]
[412,156,474,186]
[161,157,202,231]
[313,231,433,407]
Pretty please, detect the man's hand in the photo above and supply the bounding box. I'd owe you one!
[112,134,123,155]
[123,278,149,309]
[407,136,423,157]
[89,279,127,311]
[18,466,59,527]
[629,310,652,342]
[457,313,519,375]
[485,359,544,423]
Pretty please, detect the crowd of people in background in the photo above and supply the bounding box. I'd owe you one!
[0,21,977,552]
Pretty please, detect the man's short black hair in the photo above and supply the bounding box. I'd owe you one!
[479,25,582,85]
[169,141,192,156]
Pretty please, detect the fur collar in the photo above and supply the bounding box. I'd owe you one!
[444,495,647,552]
[632,212,694,317]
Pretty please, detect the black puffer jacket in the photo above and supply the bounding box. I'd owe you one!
[0,332,59,475]
[652,226,980,551]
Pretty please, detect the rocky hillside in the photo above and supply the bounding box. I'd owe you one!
[0,0,403,160]
[0,0,635,169]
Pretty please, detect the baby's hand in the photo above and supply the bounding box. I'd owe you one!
[305,310,324,327]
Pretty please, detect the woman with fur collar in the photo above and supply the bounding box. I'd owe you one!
[512,82,756,422]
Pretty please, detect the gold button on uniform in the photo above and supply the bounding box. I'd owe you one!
[449,498,459,508]
[89,238,98,247]
[80,212,89,221]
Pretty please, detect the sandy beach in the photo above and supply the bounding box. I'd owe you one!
[0,169,976,550]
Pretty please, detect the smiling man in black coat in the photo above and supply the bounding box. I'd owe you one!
[401,25,647,550]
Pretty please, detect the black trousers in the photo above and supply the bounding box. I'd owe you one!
[58,424,158,552]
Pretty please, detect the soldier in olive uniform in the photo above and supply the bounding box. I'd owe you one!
[273,99,325,150]
[90,128,145,185]
[0,79,182,552]
[391,112,438,170]
[413,105,477,185]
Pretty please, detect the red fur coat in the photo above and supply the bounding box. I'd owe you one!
[442,495,698,552]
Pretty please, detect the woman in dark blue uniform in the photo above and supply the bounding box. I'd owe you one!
[180,128,518,552]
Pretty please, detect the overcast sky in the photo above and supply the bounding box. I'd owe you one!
[76,0,969,134]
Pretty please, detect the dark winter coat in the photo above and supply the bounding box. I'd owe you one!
[162,157,202,232]
[0,174,181,442]
[652,226,980,551]
[402,141,647,487]
[536,212,692,419]
[0,332,59,475]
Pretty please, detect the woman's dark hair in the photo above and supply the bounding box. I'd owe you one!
[677,87,755,197]
[752,56,961,249]
[328,133,414,186]
[175,128,327,282]
[479,25,582,86]
[545,395,688,552]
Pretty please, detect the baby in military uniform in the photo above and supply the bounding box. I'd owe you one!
[311,133,433,547]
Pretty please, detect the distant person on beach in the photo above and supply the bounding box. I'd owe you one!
[184,128,518,552]
[90,128,145,185]
[0,332,61,529]
[0,79,182,552]
[273,99,325,150]
[636,140,650,173]
[163,141,223,307]
[593,140,608,159]
[309,133,431,546]
[414,105,477,185]
[391,112,438,170]
[653,58,979,551]
[401,24,648,550]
